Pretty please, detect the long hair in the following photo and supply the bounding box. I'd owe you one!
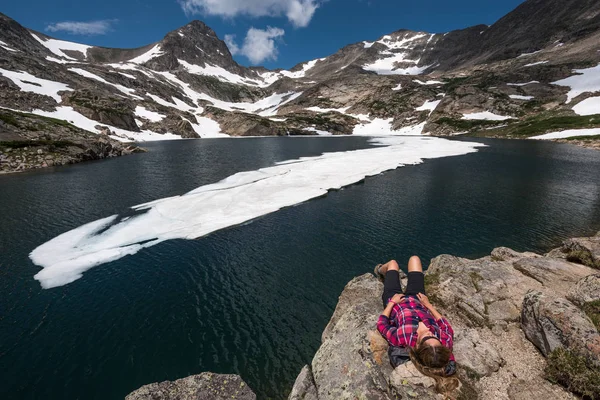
[409,344,460,397]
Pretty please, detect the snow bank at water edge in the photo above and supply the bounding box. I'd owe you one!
[531,128,600,140]
[30,136,484,289]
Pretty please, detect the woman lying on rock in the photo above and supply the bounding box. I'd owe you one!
[375,256,459,394]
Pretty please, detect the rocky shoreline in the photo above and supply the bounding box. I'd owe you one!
[127,231,600,399]
[0,109,145,174]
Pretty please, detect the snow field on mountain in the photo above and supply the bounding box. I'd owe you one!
[0,40,17,52]
[68,68,143,99]
[552,63,600,103]
[178,59,265,86]
[572,97,600,116]
[30,135,484,288]
[507,81,539,86]
[524,61,548,67]
[509,95,534,100]
[30,33,91,60]
[416,99,441,115]
[353,118,426,136]
[0,68,72,102]
[135,106,165,122]
[531,128,600,140]
[129,44,164,64]
[462,111,512,121]
[362,33,431,75]
[29,106,182,141]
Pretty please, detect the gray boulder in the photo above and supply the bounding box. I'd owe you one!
[567,274,600,306]
[288,365,318,400]
[512,257,595,294]
[521,291,600,366]
[125,372,255,400]
[453,328,503,376]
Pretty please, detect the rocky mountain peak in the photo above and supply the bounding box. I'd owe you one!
[141,19,243,75]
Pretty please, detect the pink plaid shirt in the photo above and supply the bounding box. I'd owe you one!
[377,295,455,361]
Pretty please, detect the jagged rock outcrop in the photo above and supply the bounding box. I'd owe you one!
[521,291,600,365]
[125,373,255,400]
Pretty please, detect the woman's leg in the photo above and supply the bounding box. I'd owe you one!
[407,256,423,273]
[404,256,426,296]
[380,260,402,307]
[379,259,400,275]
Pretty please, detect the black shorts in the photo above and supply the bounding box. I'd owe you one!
[381,270,426,307]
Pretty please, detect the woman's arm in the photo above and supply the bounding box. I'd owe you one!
[377,293,407,347]
[417,293,443,320]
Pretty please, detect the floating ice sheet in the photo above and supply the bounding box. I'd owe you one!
[30,136,484,289]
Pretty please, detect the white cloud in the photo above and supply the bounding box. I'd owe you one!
[225,27,285,65]
[179,0,321,28]
[46,20,117,35]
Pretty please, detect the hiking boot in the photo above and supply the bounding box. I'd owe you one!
[374,264,384,282]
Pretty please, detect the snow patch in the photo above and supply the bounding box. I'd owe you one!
[30,106,183,142]
[303,127,332,136]
[30,32,91,60]
[69,68,143,99]
[531,128,600,140]
[507,81,539,87]
[413,79,443,85]
[30,135,483,288]
[518,50,541,58]
[178,59,265,87]
[353,119,426,136]
[509,95,534,100]
[392,83,403,91]
[416,99,441,115]
[572,97,600,116]
[184,116,228,138]
[524,61,548,67]
[0,68,71,102]
[0,40,17,52]
[135,106,165,122]
[129,45,164,64]
[552,64,600,103]
[462,112,512,121]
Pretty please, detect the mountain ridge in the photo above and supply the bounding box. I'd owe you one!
[1,0,600,173]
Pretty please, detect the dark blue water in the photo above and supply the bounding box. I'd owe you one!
[1,137,599,400]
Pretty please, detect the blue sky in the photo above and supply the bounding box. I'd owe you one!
[3,0,526,69]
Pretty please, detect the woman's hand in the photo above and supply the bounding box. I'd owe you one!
[417,293,432,308]
[390,293,405,304]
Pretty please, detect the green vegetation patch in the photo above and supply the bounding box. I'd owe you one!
[0,111,21,127]
[545,348,600,399]
[582,300,600,330]
[472,114,600,138]
[564,134,600,141]
[566,250,600,269]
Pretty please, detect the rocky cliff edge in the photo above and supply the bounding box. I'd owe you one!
[127,231,600,400]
